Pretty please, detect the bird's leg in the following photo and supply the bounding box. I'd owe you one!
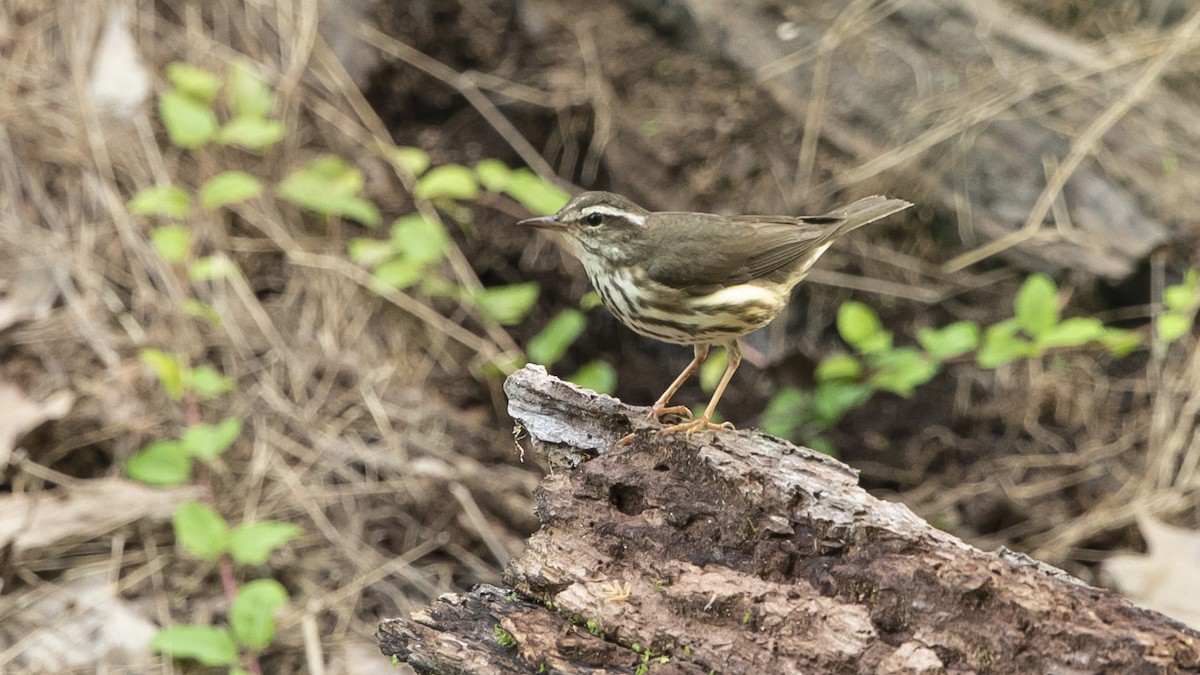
[649,344,709,421]
[661,341,741,436]
[616,345,711,447]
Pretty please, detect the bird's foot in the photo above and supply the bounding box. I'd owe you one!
[659,417,735,437]
[649,404,692,422]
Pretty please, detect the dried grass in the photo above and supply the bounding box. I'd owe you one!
[0,1,535,670]
[1,0,1200,669]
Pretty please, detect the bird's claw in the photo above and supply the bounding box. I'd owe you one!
[649,404,692,422]
[659,418,735,437]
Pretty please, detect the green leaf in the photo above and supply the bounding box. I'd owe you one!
[916,321,980,361]
[186,365,236,399]
[165,63,221,103]
[579,291,602,311]
[372,257,423,289]
[1014,274,1059,338]
[150,625,238,666]
[391,214,449,265]
[159,90,218,149]
[699,349,729,393]
[189,255,236,282]
[173,501,230,561]
[868,347,937,397]
[1158,313,1191,344]
[414,164,478,201]
[815,354,862,382]
[475,159,511,192]
[225,60,273,119]
[129,185,191,219]
[181,417,243,461]
[806,436,838,457]
[230,579,289,650]
[1102,328,1142,356]
[837,302,891,355]
[200,171,262,209]
[474,283,539,326]
[976,319,1034,368]
[125,439,191,486]
[387,146,430,177]
[567,360,617,395]
[348,238,396,268]
[503,169,569,215]
[141,349,185,399]
[151,225,191,264]
[527,309,586,367]
[216,117,286,150]
[812,381,872,427]
[182,299,223,325]
[229,521,304,565]
[760,387,808,438]
[1036,317,1104,348]
[277,157,380,227]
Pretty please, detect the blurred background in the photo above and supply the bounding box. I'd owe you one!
[1,0,1198,671]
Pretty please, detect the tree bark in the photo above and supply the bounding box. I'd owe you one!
[379,366,1200,673]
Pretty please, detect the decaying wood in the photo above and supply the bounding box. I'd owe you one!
[621,0,1196,279]
[379,366,1200,673]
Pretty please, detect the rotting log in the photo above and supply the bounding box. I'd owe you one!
[379,365,1200,673]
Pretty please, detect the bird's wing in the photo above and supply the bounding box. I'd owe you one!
[643,213,842,292]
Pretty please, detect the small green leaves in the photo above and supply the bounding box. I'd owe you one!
[150,625,239,666]
[181,417,243,461]
[1159,269,1199,344]
[867,347,936,397]
[1036,317,1104,349]
[475,159,511,192]
[504,169,569,215]
[815,354,862,382]
[474,283,539,326]
[278,156,381,227]
[760,387,807,438]
[392,214,449,265]
[230,579,289,650]
[216,117,286,150]
[838,302,892,355]
[151,225,191,264]
[186,365,236,399]
[699,349,729,393]
[173,501,231,561]
[189,254,236,282]
[414,164,479,201]
[916,321,979,361]
[130,185,191,219]
[125,439,190,486]
[387,146,430,177]
[567,360,617,395]
[166,63,221,103]
[225,61,273,119]
[1014,273,1059,339]
[976,318,1032,368]
[200,171,262,209]
[230,521,304,565]
[141,349,186,399]
[528,309,586,367]
[160,89,219,149]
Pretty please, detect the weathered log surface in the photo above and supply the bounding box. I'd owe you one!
[379,366,1200,673]
[621,0,1195,279]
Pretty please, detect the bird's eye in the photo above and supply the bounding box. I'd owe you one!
[585,212,603,226]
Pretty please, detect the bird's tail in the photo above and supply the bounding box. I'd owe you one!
[825,196,912,239]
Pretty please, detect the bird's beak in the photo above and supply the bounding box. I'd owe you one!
[518,215,565,230]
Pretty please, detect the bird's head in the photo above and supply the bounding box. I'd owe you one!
[519,191,652,265]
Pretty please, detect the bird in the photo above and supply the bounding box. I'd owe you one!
[520,190,911,439]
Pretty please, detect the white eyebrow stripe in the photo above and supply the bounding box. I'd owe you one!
[580,205,646,226]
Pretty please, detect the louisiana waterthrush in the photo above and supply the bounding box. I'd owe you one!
[520,191,912,438]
